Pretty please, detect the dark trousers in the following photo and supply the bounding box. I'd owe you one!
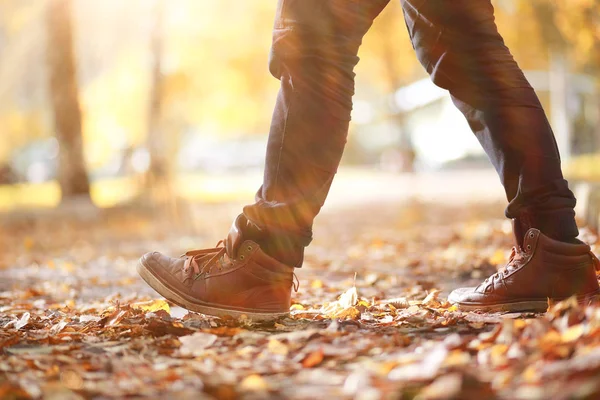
[243,0,578,267]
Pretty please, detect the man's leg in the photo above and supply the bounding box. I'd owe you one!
[400,0,600,311]
[137,1,391,319]
[243,0,390,267]
[401,0,577,240]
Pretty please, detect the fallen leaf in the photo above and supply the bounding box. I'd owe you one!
[131,299,171,314]
[267,339,289,356]
[418,373,462,400]
[79,315,101,323]
[561,324,585,343]
[178,332,218,356]
[335,306,361,320]
[50,320,68,335]
[423,289,442,307]
[311,280,324,289]
[321,286,358,315]
[15,312,30,330]
[271,329,320,343]
[380,297,410,309]
[240,374,269,391]
[302,349,324,368]
[389,344,448,381]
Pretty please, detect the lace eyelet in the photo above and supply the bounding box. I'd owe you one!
[526,245,531,251]
[529,232,535,238]
[240,255,245,260]
[247,246,252,251]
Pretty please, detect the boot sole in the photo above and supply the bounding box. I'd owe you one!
[455,290,600,313]
[136,260,289,322]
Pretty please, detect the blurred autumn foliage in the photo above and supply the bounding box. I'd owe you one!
[0,0,598,204]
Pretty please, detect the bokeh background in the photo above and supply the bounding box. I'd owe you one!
[0,0,599,213]
[2,4,600,397]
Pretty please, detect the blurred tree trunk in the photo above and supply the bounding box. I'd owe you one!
[143,0,181,218]
[46,0,91,201]
[146,0,167,192]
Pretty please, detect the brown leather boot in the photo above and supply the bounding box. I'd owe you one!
[449,226,600,312]
[137,215,297,320]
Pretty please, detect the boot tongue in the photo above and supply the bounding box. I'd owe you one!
[512,218,527,250]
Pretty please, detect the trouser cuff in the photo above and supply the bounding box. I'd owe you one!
[517,209,579,242]
[240,211,308,268]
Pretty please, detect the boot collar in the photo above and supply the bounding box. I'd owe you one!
[226,215,245,258]
[226,214,266,258]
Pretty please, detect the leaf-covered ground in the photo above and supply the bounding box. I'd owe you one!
[2,199,600,399]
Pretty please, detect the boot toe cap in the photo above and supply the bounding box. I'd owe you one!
[140,251,181,273]
[140,251,161,269]
[448,287,481,304]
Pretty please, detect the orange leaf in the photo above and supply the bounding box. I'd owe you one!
[301,349,324,368]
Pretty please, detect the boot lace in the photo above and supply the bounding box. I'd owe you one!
[179,240,301,292]
[484,246,527,284]
[182,240,228,279]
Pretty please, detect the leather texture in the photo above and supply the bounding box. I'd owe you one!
[449,228,600,307]
[139,215,294,313]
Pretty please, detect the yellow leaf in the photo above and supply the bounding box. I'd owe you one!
[447,304,459,312]
[377,361,399,375]
[562,324,585,343]
[443,350,471,367]
[240,374,269,391]
[335,306,361,320]
[522,366,539,383]
[540,330,562,346]
[513,319,528,329]
[489,249,506,265]
[357,299,371,308]
[131,299,170,314]
[267,339,289,356]
[310,279,324,289]
[490,344,509,367]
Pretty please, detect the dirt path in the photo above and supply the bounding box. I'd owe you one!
[2,195,600,399]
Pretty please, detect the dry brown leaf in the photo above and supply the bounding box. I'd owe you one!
[178,332,218,356]
[417,373,462,400]
[15,312,30,330]
[335,306,361,320]
[321,286,358,314]
[422,289,442,307]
